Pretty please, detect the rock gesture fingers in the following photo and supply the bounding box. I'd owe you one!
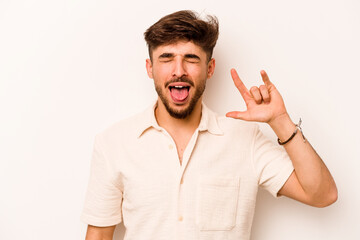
[226,68,288,124]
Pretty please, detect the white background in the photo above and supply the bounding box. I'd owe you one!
[1,0,359,239]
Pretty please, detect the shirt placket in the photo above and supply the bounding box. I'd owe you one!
[177,129,201,240]
[159,127,201,240]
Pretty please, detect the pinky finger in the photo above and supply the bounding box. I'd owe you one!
[260,70,273,86]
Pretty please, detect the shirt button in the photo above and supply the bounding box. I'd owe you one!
[178,216,183,221]
[168,144,174,150]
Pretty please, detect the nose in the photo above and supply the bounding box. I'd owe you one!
[172,58,187,78]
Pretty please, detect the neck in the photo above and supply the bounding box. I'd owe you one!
[155,98,202,134]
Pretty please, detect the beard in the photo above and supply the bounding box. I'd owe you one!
[155,76,206,119]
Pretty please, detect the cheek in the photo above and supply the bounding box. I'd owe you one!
[152,65,171,80]
[192,65,209,81]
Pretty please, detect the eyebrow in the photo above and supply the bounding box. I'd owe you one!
[184,54,200,60]
[158,53,174,59]
[158,53,201,60]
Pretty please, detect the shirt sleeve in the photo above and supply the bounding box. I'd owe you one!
[251,125,294,198]
[81,134,123,226]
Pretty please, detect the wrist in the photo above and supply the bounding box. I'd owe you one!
[268,112,292,128]
[268,113,296,141]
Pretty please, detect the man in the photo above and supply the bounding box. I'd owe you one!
[81,10,337,240]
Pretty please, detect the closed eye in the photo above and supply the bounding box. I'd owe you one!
[159,53,174,62]
[186,59,200,63]
[160,59,172,63]
[184,54,200,63]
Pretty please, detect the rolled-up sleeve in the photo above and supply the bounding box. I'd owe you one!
[81,134,123,226]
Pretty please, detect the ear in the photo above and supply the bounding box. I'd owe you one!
[146,59,153,79]
[207,58,215,79]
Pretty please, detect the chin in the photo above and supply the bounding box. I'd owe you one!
[166,100,199,119]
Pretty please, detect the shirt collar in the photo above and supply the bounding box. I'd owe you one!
[136,101,224,138]
[198,102,224,135]
[135,101,162,138]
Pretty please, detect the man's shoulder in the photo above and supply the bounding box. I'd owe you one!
[216,114,259,134]
[203,104,259,136]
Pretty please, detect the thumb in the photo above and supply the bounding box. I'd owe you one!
[226,111,251,121]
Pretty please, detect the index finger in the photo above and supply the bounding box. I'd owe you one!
[231,68,249,99]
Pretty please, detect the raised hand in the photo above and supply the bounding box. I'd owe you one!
[226,68,288,124]
[226,70,338,208]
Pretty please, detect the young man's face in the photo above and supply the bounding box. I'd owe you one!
[146,41,215,119]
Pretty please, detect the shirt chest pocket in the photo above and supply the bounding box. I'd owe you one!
[196,176,240,231]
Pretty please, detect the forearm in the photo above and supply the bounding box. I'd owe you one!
[269,113,337,205]
[85,225,115,240]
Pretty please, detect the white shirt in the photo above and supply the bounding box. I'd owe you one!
[81,102,294,240]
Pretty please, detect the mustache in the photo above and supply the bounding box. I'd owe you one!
[164,76,195,88]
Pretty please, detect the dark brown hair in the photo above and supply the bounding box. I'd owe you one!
[144,10,219,62]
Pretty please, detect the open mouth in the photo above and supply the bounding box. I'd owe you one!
[169,85,190,103]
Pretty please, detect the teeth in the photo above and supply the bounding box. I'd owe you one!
[169,86,189,90]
